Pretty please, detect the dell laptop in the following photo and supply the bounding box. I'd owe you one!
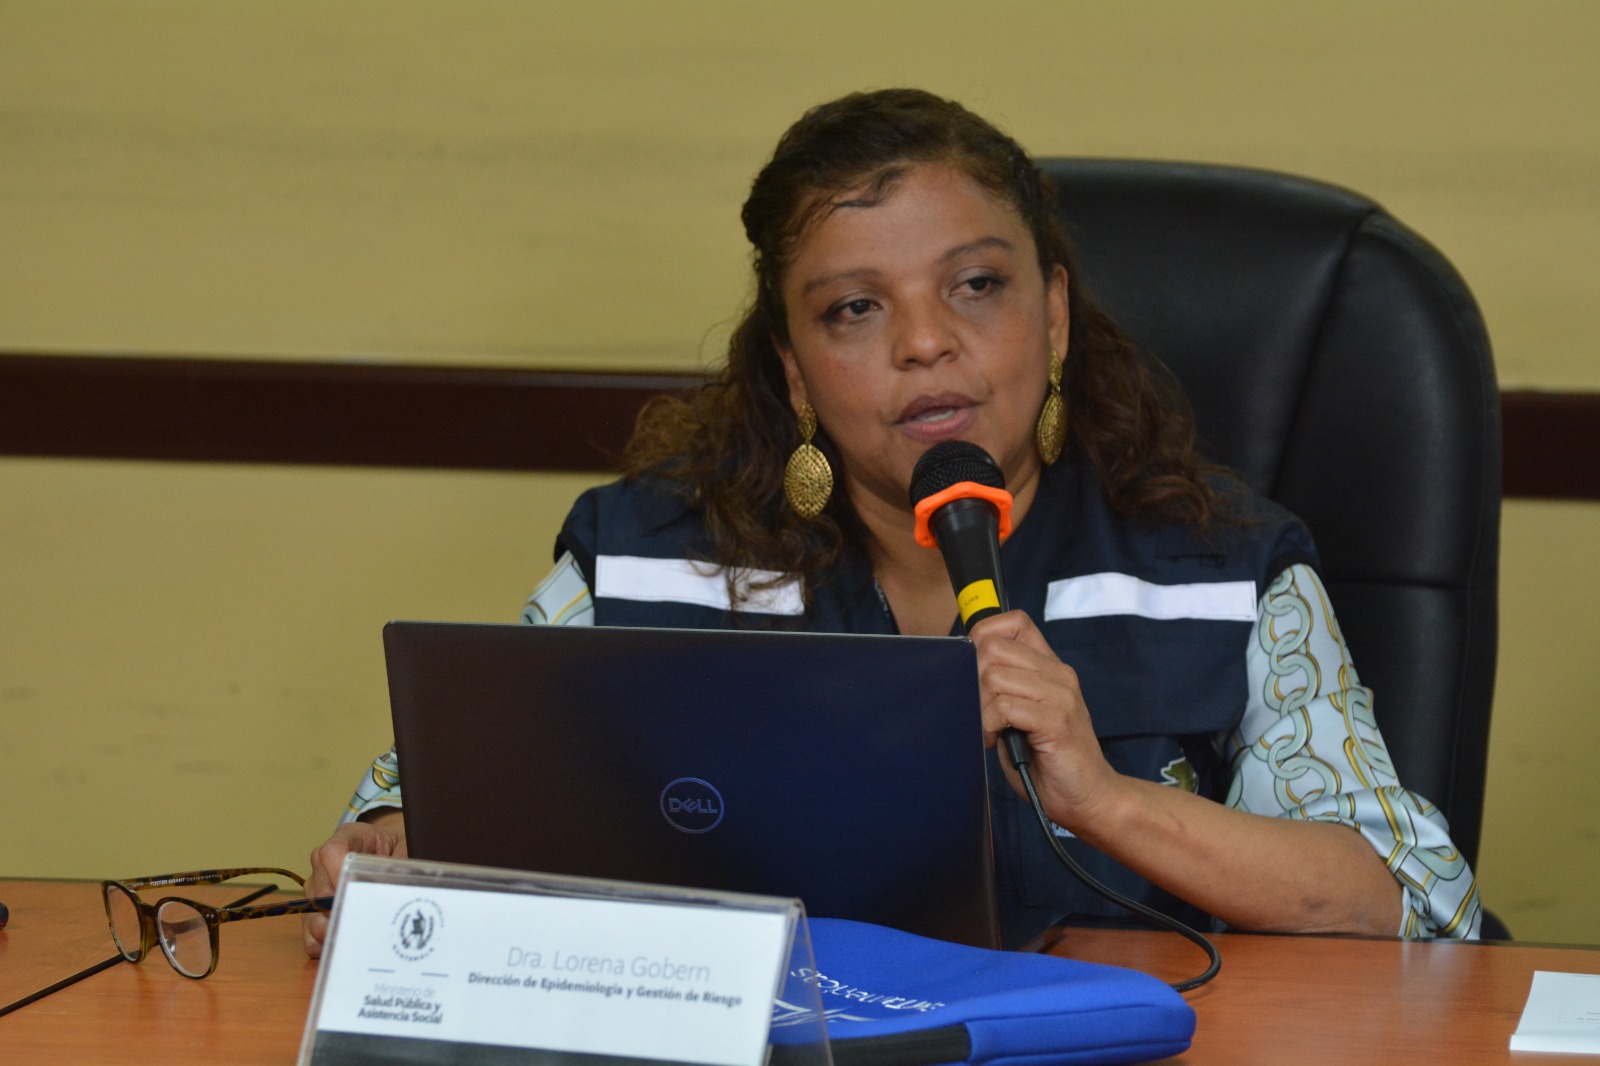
[384,621,1000,948]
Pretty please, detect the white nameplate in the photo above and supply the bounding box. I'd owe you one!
[303,864,796,1066]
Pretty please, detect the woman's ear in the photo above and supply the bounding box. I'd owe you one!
[775,337,809,414]
[1047,264,1070,359]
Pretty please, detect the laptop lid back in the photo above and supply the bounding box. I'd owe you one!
[385,621,999,948]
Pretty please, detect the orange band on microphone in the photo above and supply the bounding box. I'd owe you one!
[912,482,1014,548]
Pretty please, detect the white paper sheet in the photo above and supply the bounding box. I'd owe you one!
[1511,970,1600,1054]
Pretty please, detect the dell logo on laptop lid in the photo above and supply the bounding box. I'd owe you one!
[660,777,724,834]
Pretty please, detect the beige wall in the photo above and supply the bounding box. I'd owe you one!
[1,2,1595,942]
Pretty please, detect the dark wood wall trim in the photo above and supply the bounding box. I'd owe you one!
[1500,390,1600,501]
[2,353,1596,499]
[0,353,699,473]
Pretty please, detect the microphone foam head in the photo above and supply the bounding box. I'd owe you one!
[909,441,1005,506]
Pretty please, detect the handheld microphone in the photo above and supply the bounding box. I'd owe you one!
[910,441,1014,630]
[909,441,1029,767]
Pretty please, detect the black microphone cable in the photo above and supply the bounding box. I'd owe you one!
[910,441,1220,993]
[1003,741,1221,993]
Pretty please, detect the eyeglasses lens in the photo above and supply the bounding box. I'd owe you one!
[105,885,144,961]
[155,900,213,978]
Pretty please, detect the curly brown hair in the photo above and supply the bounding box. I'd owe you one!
[625,88,1233,609]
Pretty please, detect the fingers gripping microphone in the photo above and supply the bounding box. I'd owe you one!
[909,441,1015,631]
[910,441,1030,768]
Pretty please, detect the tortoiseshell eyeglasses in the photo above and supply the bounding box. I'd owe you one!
[101,867,332,979]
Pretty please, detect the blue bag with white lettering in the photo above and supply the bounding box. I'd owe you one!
[776,918,1195,1066]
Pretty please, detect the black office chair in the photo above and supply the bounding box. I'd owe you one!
[1041,160,1503,935]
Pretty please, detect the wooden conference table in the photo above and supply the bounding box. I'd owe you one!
[2,877,1596,1064]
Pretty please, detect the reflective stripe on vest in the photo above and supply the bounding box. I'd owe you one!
[1044,572,1257,622]
[594,554,805,616]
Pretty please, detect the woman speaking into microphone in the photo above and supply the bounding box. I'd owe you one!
[307,88,1479,955]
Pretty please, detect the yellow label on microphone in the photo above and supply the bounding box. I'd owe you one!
[957,579,1001,624]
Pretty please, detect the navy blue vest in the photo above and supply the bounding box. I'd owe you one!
[558,457,1317,947]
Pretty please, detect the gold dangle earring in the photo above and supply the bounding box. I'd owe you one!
[784,402,833,519]
[1035,350,1067,465]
